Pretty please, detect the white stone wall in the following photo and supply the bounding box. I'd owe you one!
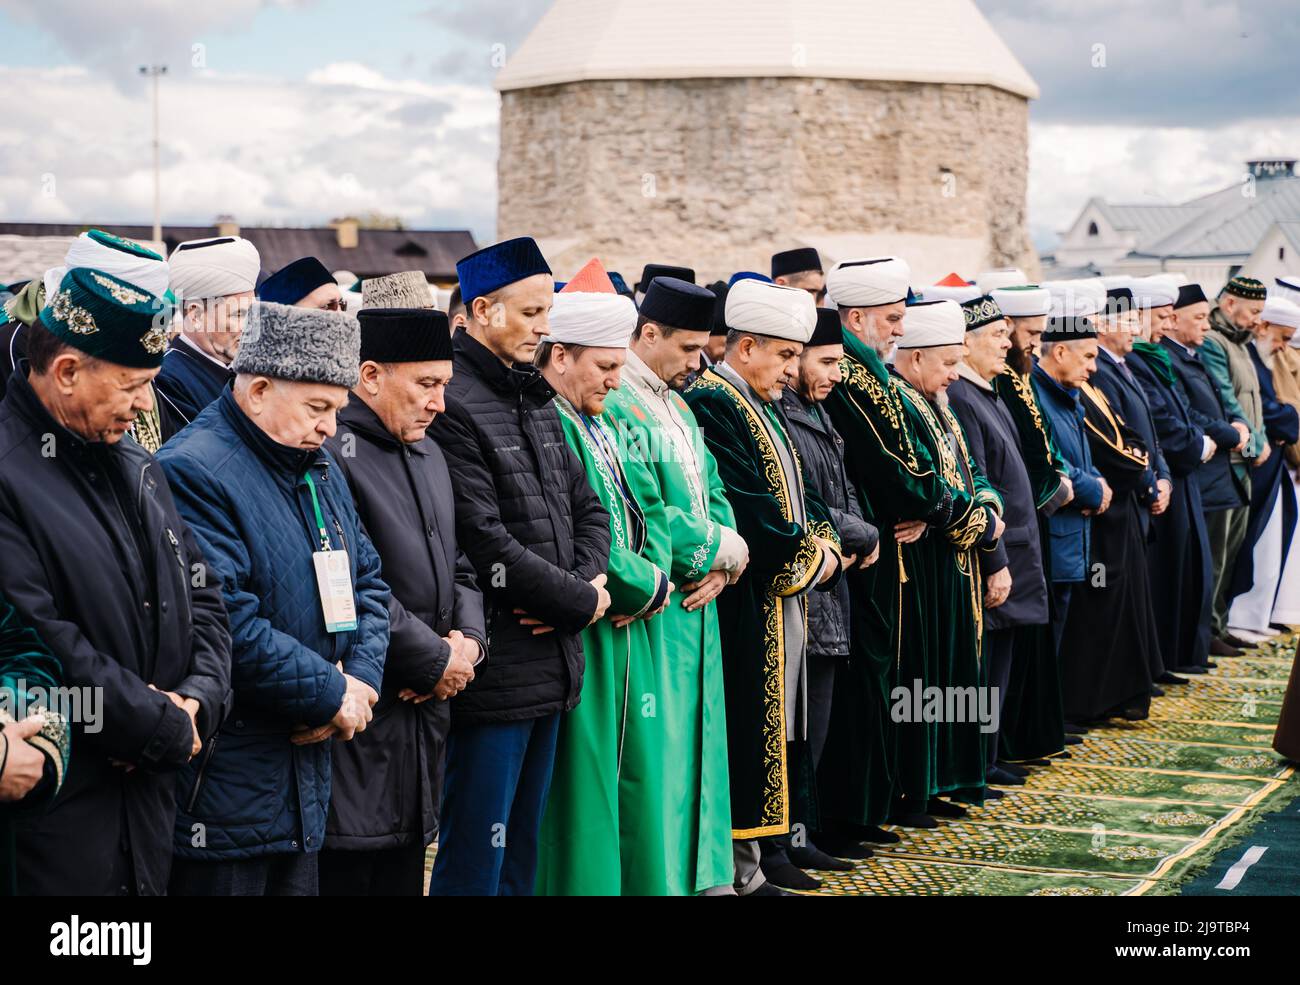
[498,76,1037,283]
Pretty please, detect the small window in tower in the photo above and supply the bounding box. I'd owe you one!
[1087,221,1099,237]
[1280,246,1286,261]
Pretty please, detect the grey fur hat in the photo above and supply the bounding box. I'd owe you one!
[232,300,360,388]
[362,270,433,309]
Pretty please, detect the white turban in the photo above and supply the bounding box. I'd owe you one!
[547,291,637,347]
[1130,276,1179,309]
[826,256,911,307]
[169,236,261,301]
[1274,275,1300,306]
[44,230,170,299]
[991,285,1052,318]
[1045,278,1106,317]
[1262,296,1300,330]
[725,279,816,343]
[923,279,981,304]
[976,268,1028,294]
[897,299,965,349]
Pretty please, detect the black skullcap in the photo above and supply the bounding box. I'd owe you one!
[1174,284,1209,309]
[1041,315,1097,343]
[771,247,822,279]
[358,307,452,364]
[806,307,844,348]
[635,263,695,294]
[640,277,715,332]
[706,280,730,336]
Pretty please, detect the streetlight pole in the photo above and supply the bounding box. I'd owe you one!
[139,64,167,245]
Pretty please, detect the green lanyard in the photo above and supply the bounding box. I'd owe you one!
[303,471,331,552]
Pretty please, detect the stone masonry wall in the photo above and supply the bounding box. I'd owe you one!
[497,76,1035,283]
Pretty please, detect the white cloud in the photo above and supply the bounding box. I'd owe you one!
[0,61,500,235]
[1027,118,1300,247]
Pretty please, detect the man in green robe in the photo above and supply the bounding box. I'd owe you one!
[684,278,843,896]
[534,262,675,895]
[603,276,746,895]
[820,258,1002,833]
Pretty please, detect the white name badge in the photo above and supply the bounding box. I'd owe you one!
[312,549,358,633]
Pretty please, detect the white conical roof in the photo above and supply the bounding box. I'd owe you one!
[495,0,1038,99]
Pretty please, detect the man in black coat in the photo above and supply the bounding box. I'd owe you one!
[1128,286,1215,675]
[777,308,880,882]
[1092,288,1179,689]
[320,307,487,895]
[427,238,612,896]
[0,268,231,895]
[1163,284,1250,664]
[947,298,1047,785]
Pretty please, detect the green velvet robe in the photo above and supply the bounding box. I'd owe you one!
[603,368,735,893]
[892,375,1002,801]
[819,328,993,821]
[683,367,841,838]
[992,366,1069,761]
[536,398,673,896]
[0,594,70,897]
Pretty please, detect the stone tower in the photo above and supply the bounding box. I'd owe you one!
[495,0,1039,285]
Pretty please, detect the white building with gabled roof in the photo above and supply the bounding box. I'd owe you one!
[1043,159,1300,294]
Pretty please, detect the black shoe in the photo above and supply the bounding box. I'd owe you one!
[1206,660,1219,668]
[1150,684,1166,697]
[858,825,901,845]
[788,844,854,872]
[1269,622,1294,634]
[984,786,1005,799]
[1022,758,1052,767]
[761,861,821,891]
[995,761,1030,777]
[1223,633,1258,650]
[1210,638,1244,657]
[890,811,938,829]
[1157,672,1189,685]
[1064,723,1090,735]
[927,798,969,818]
[750,881,793,896]
[1064,734,1083,745]
[1121,706,1149,721]
[813,835,876,858]
[987,766,1025,785]
[1055,749,1074,759]
[1175,664,1209,675]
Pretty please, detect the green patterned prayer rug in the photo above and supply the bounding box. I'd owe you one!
[806,635,1299,896]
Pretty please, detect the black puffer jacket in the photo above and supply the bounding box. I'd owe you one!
[428,331,610,724]
[324,398,486,849]
[780,389,877,657]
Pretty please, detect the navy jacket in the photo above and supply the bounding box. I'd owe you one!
[158,389,390,860]
[1162,338,1247,512]
[154,338,234,442]
[948,373,1049,627]
[1127,351,1207,479]
[1033,365,1105,583]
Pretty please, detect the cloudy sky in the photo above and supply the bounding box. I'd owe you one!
[1,0,1297,251]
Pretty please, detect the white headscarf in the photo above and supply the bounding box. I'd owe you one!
[897,299,965,349]
[826,256,911,307]
[725,279,817,343]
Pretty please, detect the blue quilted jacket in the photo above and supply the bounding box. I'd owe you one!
[158,390,389,860]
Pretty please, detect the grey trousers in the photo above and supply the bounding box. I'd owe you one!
[1208,504,1250,638]
[733,839,768,895]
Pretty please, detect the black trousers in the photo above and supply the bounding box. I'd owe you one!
[169,851,319,897]
[318,842,428,896]
[984,628,1015,768]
